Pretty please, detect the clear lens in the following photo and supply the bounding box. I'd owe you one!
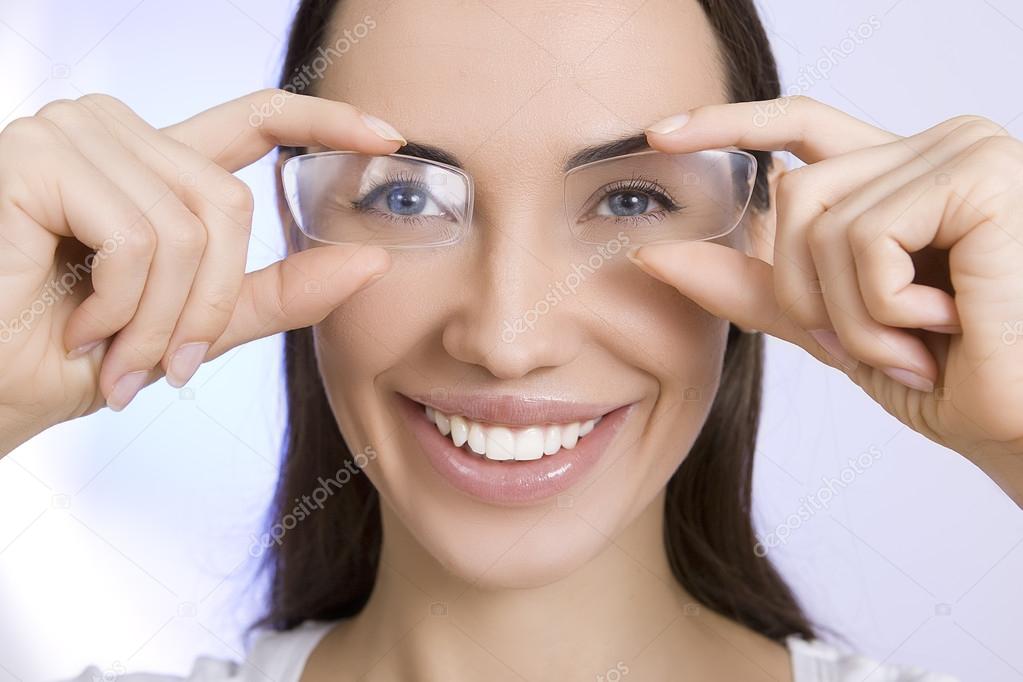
[564,149,757,246]
[281,152,473,248]
[282,149,755,249]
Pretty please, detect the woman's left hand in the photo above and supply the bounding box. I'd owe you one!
[634,96,1023,507]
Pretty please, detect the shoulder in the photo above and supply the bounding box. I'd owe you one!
[62,621,336,682]
[786,636,960,682]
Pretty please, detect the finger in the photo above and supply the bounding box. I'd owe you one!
[161,89,406,172]
[851,135,1023,370]
[1,119,157,354]
[47,105,212,410]
[35,99,212,362]
[807,216,937,388]
[74,94,256,388]
[772,115,1001,333]
[644,96,898,163]
[208,244,391,358]
[626,241,852,372]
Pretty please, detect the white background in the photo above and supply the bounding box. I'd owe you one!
[0,1,1020,680]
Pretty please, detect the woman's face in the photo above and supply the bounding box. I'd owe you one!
[305,0,740,587]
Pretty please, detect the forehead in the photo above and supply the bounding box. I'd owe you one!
[318,0,727,167]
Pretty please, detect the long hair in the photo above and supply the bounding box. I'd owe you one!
[255,0,816,643]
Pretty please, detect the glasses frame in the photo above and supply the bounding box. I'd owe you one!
[281,147,757,249]
[563,147,758,246]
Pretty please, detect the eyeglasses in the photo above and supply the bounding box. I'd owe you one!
[280,148,757,249]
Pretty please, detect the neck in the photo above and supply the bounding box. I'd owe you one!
[304,488,792,681]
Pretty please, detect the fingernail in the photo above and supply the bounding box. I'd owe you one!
[882,366,934,393]
[809,329,858,370]
[107,371,148,412]
[923,324,962,334]
[645,112,691,135]
[166,342,209,388]
[67,340,101,360]
[626,246,657,277]
[360,112,406,143]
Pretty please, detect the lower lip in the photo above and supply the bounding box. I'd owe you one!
[398,394,633,506]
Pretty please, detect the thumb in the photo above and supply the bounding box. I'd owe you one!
[210,244,390,357]
[627,240,800,345]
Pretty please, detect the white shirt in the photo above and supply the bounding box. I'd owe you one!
[64,621,960,682]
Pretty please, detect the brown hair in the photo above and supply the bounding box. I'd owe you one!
[256,0,817,644]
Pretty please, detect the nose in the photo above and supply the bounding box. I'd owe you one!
[441,226,585,380]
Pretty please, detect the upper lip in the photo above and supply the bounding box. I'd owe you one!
[402,392,626,426]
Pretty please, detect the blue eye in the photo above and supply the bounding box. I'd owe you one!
[606,190,650,216]
[385,186,427,215]
[355,174,451,223]
[589,178,678,222]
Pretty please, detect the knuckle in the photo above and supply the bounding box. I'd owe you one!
[121,220,157,258]
[254,87,287,101]
[774,278,805,316]
[859,286,896,324]
[948,115,1004,138]
[200,281,241,319]
[76,92,128,114]
[35,99,84,125]
[807,212,840,250]
[189,173,255,229]
[846,215,879,251]
[774,168,808,205]
[165,212,208,255]
[786,94,817,110]
[216,175,255,220]
[961,135,1023,177]
[254,275,289,325]
[787,297,821,330]
[1,116,60,146]
[958,122,1008,148]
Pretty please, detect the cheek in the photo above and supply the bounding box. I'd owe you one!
[309,279,422,459]
[568,268,730,527]
[577,259,730,389]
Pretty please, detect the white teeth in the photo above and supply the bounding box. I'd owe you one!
[450,415,469,447]
[542,426,562,456]
[561,421,580,450]
[516,427,545,461]
[485,427,515,461]
[434,411,451,436]
[467,422,487,455]
[423,405,605,461]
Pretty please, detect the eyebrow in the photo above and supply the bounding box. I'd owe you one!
[396,132,652,172]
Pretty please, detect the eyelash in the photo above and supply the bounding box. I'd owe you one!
[346,173,681,225]
[351,171,436,225]
[596,177,681,223]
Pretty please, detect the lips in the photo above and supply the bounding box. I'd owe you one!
[397,393,634,506]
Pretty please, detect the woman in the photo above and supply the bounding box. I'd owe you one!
[0,0,1015,679]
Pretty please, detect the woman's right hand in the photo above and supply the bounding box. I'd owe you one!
[0,89,405,455]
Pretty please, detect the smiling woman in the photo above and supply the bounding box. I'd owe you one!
[0,0,1019,681]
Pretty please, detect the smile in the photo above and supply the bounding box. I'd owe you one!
[399,393,635,505]
[424,404,603,461]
